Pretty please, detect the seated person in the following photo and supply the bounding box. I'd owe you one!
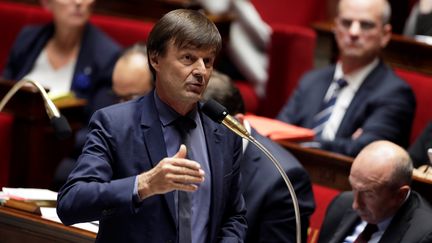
[2,0,121,120]
[409,121,432,168]
[277,0,415,157]
[318,140,432,243]
[52,44,153,190]
[403,0,432,37]
[203,71,316,243]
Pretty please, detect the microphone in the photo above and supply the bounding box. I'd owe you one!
[202,99,302,243]
[0,79,72,139]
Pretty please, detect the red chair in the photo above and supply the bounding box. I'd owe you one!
[251,0,327,26]
[0,112,14,188]
[394,68,432,143]
[307,184,341,243]
[259,24,316,117]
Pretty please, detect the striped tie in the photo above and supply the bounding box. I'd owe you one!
[313,78,348,136]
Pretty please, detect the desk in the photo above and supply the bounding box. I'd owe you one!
[278,141,432,203]
[0,206,96,243]
[312,21,432,75]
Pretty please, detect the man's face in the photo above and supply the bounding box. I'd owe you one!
[334,0,391,62]
[151,41,216,111]
[349,162,402,224]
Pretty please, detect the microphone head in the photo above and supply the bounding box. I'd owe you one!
[50,115,72,140]
[202,99,229,123]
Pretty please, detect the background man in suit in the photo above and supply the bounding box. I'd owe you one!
[204,71,316,243]
[52,43,153,190]
[318,140,432,243]
[277,0,415,157]
[57,9,247,242]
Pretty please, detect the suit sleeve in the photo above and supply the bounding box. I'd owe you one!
[57,109,137,225]
[276,74,309,124]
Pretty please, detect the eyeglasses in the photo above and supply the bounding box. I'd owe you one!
[337,17,378,32]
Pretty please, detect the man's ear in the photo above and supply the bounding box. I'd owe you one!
[397,185,410,202]
[149,53,160,72]
[381,24,392,48]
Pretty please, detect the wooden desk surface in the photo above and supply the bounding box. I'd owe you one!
[0,206,96,243]
[312,21,432,76]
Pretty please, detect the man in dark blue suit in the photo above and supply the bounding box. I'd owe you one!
[277,0,415,157]
[57,9,247,243]
[204,71,316,243]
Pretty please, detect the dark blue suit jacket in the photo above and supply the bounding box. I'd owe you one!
[242,129,315,243]
[318,191,432,243]
[2,22,121,119]
[57,91,247,243]
[277,61,416,156]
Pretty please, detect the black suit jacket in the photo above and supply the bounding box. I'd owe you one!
[3,22,121,119]
[277,61,416,156]
[409,122,432,167]
[318,191,432,243]
[241,129,315,243]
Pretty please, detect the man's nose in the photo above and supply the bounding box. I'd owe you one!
[352,192,361,210]
[349,21,361,36]
[192,59,206,75]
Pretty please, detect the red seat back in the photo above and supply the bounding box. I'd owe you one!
[259,24,316,117]
[307,184,341,243]
[394,68,432,143]
[0,112,14,188]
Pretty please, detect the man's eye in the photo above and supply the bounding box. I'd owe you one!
[341,19,352,28]
[360,21,376,30]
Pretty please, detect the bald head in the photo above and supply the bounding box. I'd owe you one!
[112,45,153,102]
[352,140,413,188]
[349,141,413,223]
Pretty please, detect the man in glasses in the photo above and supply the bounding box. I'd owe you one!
[277,0,415,157]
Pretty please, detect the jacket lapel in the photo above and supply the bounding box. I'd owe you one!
[328,210,359,243]
[140,92,176,223]
[200,111,223,240]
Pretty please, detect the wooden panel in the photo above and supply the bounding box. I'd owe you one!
[0,206,96,243]
[278,141,432,204]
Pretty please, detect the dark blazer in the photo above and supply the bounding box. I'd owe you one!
[409,122,432,168]
[242,129,315,243]
[318,191,432,243]
[57,91,247,243]
[2,22,121,119]
[277,61,416,157]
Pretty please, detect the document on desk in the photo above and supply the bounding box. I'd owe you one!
[2,187,57,201]
[40,207,99,233]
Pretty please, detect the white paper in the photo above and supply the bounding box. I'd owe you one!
[2,187,57,201]
[40,207,99,233]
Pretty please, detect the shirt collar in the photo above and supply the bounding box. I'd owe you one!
[334,58,379,90]
[153,91,199,127]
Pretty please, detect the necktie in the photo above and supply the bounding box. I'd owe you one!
[312,78,348,136]
[174,116,196,243]
[354,223,378,243]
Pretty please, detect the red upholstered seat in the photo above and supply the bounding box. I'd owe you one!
[0,112,14,188]
[394,68,432,143]
[307,184,341,243]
